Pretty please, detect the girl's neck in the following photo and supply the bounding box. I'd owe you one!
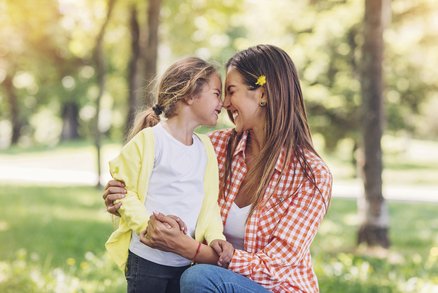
[162,117,197,146]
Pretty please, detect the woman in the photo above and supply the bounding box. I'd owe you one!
[103,44,332,292]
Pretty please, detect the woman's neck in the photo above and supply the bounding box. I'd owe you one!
[162,117,197,146]
[247,128,265,156]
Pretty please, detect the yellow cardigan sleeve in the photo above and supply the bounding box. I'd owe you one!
[109,130,151,235]
[197,133,226,244]
[106,128,155,270]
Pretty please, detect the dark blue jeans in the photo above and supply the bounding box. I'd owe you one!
[126,250,190,293]
[180,264,271,293]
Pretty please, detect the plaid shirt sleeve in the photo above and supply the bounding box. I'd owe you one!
[228,163,332,291]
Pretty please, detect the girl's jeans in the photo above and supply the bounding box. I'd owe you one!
[180,264,271,293]
[126,250,189,293]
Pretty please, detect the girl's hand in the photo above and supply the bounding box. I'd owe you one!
[102,180,126,216]
[210,239,235,268]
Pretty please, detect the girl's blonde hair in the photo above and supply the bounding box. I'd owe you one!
[127,57,218,141]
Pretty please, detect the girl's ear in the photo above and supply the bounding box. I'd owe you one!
[182,96,195,105]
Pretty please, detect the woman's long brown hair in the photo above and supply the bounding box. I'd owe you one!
[224,44,326,217]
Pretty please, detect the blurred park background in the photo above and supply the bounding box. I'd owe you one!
[0,0,437,292]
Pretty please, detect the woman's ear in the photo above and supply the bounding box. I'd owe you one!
[258,87,267,105]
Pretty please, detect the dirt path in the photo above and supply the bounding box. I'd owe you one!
[0,147,437,202]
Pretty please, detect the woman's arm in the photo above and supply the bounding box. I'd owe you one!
[140,213,221,264]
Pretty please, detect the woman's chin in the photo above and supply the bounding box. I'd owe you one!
[233,124,244,133]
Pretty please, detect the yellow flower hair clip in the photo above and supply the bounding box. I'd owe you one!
[255,75,266,86]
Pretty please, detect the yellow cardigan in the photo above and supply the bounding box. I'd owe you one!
[105,127,225,270]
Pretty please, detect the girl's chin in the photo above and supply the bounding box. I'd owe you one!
[205,119,218,127]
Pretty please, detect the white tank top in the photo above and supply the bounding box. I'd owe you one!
[129,123,206,266]
[223,203,251,250]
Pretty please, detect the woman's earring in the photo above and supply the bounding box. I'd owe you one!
[259,100,267,107]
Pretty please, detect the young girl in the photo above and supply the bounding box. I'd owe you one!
[105,57,234,293]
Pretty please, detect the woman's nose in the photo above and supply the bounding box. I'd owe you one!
[222,94,230,109]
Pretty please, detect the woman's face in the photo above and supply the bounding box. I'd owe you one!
[190,73,223,126]
[224,67,265,133]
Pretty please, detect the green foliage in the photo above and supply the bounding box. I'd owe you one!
[0,184,436,292]
[2,0,438,149]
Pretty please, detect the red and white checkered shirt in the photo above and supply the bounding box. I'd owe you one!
[209,129,332,293]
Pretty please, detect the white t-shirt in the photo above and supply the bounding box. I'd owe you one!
[129,123,207,266]
[223,203,251,251]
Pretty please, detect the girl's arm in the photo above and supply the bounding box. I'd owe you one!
[108,132,150,235]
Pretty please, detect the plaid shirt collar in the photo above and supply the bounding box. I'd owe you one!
[233,130,287,172]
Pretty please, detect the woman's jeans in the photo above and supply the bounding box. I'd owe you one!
[126,250,190,293]
[180,264,271,293]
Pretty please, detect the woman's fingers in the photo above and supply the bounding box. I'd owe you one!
[103,180,124,192]
[102,187,127,200]
[103,192,125,216]
[107,179,125,188]
[153,212,179,229]
[106,202,122,216]
[166,215,187,233]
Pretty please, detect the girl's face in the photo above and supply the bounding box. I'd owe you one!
[224,67,265,133]
[190,73,223,126]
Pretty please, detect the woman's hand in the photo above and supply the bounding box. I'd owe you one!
[140,212,188,252]
[102,180,126,216]
[166,215,188,234]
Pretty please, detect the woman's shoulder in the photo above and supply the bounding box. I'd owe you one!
[208,128,234,139]
[302,149,332,182]
[207,128,234,145]
[206,128,234,158]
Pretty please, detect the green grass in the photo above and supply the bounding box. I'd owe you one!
[0,185,436,292]
[0,185,124,293]
[313,198,438,292]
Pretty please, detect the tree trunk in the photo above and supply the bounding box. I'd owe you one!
[61,101,80,141]
[142,0,161,107]
[358,0,390,248]
[3,74,21,145]
[92,0,116,188]
[125,4,143,138]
